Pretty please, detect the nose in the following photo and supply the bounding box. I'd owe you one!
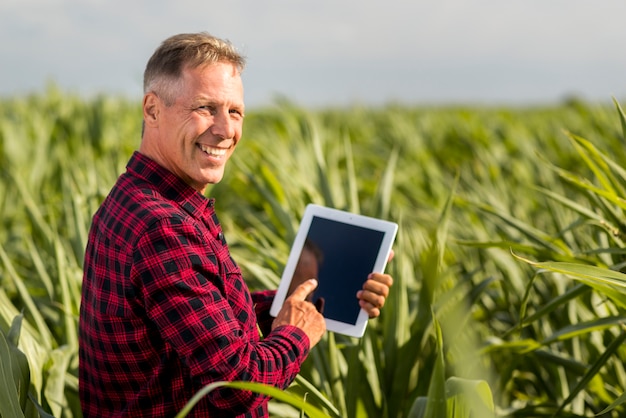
[210,110,235,140]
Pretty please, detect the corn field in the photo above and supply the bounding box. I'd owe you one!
[2,86,626,417]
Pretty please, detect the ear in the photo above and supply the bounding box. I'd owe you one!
[143,93,160,128]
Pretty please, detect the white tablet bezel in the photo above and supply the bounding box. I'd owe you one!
[270,204,398,338]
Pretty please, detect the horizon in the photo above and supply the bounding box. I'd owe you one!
[2,1,625,109]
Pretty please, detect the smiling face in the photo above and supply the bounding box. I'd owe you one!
[140,62,244,193]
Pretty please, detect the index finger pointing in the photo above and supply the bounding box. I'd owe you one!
[287,278,318,301]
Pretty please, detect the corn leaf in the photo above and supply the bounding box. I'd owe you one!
[0,327,26,418]
[513,253,626,309]
[175,381,331,418]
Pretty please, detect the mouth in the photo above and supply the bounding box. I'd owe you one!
[198,144,228,158]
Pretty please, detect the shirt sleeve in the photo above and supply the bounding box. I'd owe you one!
[252,290,276,337]
[132,216,309,413]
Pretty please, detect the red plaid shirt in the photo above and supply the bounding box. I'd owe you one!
[79,152,309,417]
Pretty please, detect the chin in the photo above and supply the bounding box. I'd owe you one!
[203,171,225,185]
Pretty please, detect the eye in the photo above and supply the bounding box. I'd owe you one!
[197,105,216,114]
[229,108,244,119]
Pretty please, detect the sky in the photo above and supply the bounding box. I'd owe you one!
[1,0,625,109]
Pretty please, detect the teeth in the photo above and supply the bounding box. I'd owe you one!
[200,145,226,157]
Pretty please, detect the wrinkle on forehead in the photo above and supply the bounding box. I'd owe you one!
[179,63,244,109]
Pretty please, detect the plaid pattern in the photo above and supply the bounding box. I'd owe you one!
[79,152,309,417]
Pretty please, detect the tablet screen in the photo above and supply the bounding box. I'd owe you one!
[289,216,385,325]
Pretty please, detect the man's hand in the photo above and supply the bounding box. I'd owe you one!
[357,273,393,318]
[272,279,326,348]
[357,250,395,318]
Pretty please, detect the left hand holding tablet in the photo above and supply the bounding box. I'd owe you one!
[357,250,395,318]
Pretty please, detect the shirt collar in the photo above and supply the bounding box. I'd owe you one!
[126,151,214,218]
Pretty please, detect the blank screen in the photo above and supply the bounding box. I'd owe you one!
[296,216,385,325]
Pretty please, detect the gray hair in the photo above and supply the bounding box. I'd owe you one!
[143,32,246,105]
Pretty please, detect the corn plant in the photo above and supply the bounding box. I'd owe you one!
[2,86,625,417]
[459,101,626,416]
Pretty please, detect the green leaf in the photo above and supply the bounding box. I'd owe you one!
[445,377,495,418]
[513,253,626,309]
[598,390,626,415]
[292,374,341,417]
[44,346,74,418]
[407,378,495,418]
[612,97,626,143]
[7,315,30,411]
[481,337,542,355]
[541,316,626,345]
[408,397,428,418]
[0,243,54,350]
[0,328,26,418]
[566,132,616,196]
[471,201,572,255]
[553,330,626,416]
[424,314,447,418]
[175,381,331,418]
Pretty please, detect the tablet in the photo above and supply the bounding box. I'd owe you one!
[270,204,398,338]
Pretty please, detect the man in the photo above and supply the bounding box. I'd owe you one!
[79,32,393,417]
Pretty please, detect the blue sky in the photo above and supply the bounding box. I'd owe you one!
[2,0,625,109]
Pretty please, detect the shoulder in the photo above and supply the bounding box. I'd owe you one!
[93,172,193,244]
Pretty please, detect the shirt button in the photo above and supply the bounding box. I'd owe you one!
[217,232,224,241]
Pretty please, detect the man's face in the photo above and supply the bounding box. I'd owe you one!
[143,62,244,192]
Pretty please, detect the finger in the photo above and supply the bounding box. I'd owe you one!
[361,282,389,299]
[287,278,318,302]
[387,249,395,263]
[359,299,381,319]
[357,289,386,310]
[366,273,393,289]
[362,277,392,298]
